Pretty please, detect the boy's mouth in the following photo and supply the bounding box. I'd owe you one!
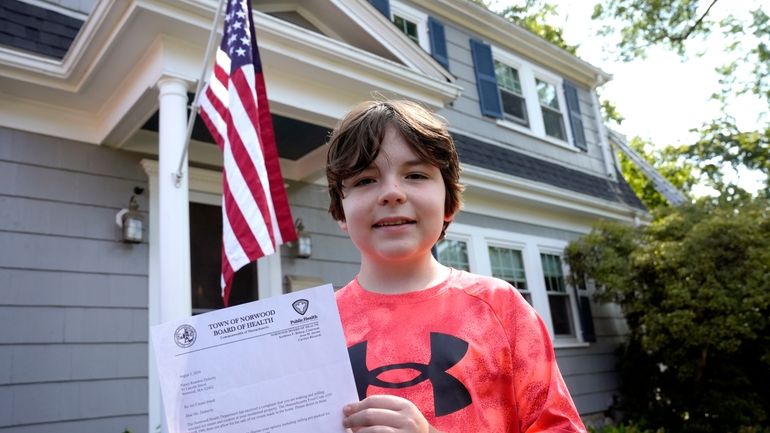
[373,218,416,228]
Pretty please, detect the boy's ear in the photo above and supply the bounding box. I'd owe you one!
[337,219,348,232]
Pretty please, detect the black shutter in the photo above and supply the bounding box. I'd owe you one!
[572,275,596,342]
[470,38,503,118]
[563,80,587,151]
[578,295,596,342]
[428,16,449,70]
[368,0,390,18]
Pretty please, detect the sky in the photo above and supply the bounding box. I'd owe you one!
[491,0,767,194]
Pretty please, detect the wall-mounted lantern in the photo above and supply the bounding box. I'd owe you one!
[116,187,145,243]
[293,218,312,258]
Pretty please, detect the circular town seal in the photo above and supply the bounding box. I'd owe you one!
[174,324,197,348]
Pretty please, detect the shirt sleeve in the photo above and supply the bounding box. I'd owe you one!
[500,287,587,433]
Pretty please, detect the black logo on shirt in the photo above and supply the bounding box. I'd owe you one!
[348,332,472,416]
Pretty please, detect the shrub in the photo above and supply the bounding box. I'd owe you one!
[566,197,770,432]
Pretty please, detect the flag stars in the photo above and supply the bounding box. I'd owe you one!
[233,21,242,29]
[240,36,250,45]
[235,47,246,56]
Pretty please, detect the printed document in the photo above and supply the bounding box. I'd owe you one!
[151,284,358,433]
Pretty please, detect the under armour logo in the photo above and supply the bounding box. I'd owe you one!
[348,332,472,416]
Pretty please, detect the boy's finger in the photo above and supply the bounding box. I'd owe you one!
[343,407,400,428]
[350,394,411,412]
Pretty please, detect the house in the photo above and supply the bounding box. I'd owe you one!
[0,0,646,431]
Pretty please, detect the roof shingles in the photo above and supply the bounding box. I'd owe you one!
[0,0,84,60]
[453,132,646,211]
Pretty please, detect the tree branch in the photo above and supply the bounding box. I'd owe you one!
[661,0,721,44]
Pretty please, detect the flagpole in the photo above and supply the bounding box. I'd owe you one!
[174,0,228,188]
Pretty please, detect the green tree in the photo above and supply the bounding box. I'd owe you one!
[618,138,697,210]
[592,0,770,198]
[470,0,578,54]
[565,197,770,432]
[592,0,721,60]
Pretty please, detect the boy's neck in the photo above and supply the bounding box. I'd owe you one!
[357,254,450,295]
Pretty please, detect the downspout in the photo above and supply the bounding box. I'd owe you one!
[591,74,617,180]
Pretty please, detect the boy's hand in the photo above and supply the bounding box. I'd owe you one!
[342,395,443,433]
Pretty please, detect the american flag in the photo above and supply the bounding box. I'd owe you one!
[198,0,296,306]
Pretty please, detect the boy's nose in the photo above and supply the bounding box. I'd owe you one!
[378,182,406,205]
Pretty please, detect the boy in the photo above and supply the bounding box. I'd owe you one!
[326,100,586,433]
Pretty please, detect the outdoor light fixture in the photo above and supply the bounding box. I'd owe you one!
[293,218,312,258]
[116,187,145,244]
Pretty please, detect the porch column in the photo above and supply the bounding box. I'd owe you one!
[157,76,192,321]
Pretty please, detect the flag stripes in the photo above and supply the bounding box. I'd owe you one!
[199,0,296,306]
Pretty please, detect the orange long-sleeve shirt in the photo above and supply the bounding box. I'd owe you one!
[336,269,586,433]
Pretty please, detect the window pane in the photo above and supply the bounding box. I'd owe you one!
[542,107,566,140]
[394,15,419,44]
[437,239,470,271]
[489,246,528,291]
[541,253,566,292]
[536,79,559,109]
[500,91,529,125]
[495,61,522,94]
[549,294,575,336]
[494,62,529,124]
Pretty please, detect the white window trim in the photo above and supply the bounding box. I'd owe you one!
[390,0,431,53]
[537,246,583,344]
[445,222,587,347]
[485,239,531,298]
[533,72,572,143]
[441,232,477,271]
[491,46,576,150]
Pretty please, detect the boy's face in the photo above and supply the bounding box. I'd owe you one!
[338,125,451,264]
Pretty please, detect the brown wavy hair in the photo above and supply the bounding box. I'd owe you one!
[326,100,463,239]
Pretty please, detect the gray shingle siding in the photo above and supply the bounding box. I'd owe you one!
[453,132,646,210]
[0,127,149,432]
[282,180,361,290]
[0,0,84,59]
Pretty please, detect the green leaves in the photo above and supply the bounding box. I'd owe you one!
[473,0,579,54]
[565,197,770,431]
[593,0,719,60]
[617,138,696,211]
[594,1,769,201]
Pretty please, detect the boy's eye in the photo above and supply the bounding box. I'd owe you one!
[406,172,429,180]
[353,178,376,187]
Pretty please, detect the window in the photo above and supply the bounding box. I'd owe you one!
[443,223,590,345]
[393,14,419,44]
[541,253,574,336]
[495,61,528,126]
[489,246,530,303]
[390,1,430,52]
[471,41,586,149]
[436,238,470,271]
[490,48,572,145]
[373,0,449,69]
[536,79,566,140]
